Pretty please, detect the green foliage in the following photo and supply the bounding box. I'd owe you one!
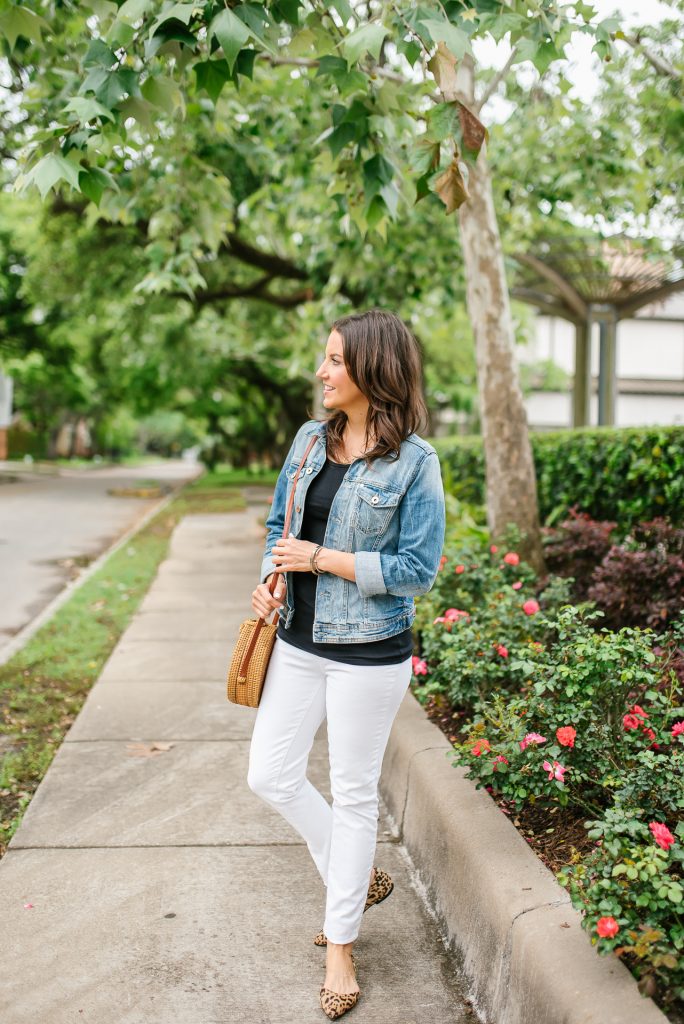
[559,809,684,1004]
[433,426,684,530]
[411,528,684,1010]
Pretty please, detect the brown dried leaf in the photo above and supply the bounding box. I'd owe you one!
[125,741,175,758]
[434,157,469,213]
[427,41,458,98]
[458,101,487,154]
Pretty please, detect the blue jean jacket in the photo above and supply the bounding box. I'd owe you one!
[259,419,446,643]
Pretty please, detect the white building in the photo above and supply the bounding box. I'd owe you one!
[518,292,684,430]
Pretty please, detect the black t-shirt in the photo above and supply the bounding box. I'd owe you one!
[276,455,414,665]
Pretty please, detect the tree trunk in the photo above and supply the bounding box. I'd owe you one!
[454,61,545,573]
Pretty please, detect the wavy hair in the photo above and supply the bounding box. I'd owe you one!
[313,308,429,466]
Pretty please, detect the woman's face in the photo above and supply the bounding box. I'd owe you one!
[315,330,368,415]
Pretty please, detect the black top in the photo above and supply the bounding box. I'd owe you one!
[276,455,414,665]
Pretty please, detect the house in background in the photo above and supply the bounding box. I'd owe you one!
[518,291,684,430]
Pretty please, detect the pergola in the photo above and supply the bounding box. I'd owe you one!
[510,237,684,426]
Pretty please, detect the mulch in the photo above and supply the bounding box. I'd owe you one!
[420,692,596,872]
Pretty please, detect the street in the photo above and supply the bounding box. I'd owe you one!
[0,460,200,652]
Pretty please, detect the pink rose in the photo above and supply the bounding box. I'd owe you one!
[671,720,684,739]
[495,644,509,658]
[623,713,640,731]
[542,759,568,782]
[596,917,619,938]
[444,608,470,621]
[472,738,491,757]
[556,726,576,748]
[438,555,447,571]
[503,552,520,566]
[511,581,523,590]
[522,599,540,616]
[490,544,498,553]
[649,821,675,851]
[629,704,647,719]
[520,732,547,751]
[455,564,466,574]
[412,658,428,676]
[492,754,509,770]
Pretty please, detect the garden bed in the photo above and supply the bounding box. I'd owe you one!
[409,507,684,1020]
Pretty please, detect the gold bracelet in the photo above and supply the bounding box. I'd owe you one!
[310,544,323,574]
[311,545,324,575]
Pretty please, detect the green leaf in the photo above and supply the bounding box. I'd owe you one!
[428,102,460,142]
[271,0,303,26]
[235,3,276,56]
[0,5,48,49]
[327,122,357,158]
[331,0,354,23]
[149,2,198,38]
[210,9,251,75]
[141,74,184,116]
[396,38,422,67]
[118,0,156,26]
[420,18,469,60]
[20,153,82,199]
[63,97,116,124]
[79,166,119,206]
[194,58,232,102]
[341,23,389,68]
[84,39,117,68]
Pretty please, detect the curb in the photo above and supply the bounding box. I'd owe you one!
[379,691,668,1024]
[0,468,204,668]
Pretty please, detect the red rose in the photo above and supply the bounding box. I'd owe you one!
[596,917,619,938]
[556,726,576,748]
[649,821,675,851]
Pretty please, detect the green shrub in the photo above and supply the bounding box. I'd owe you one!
[432,426,684,531]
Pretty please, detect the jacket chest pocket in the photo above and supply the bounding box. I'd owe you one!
[354,483,401,536]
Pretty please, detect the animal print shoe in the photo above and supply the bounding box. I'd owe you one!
[314,868,393,946]
[319,953,359,1020]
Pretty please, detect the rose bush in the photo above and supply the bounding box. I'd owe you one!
[411,532,684,1013]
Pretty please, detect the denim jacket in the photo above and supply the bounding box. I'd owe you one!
[259,419,446,643]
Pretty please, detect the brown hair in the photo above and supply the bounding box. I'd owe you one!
[313,308,429,466]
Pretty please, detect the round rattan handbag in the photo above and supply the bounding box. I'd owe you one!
[226,435,318,707]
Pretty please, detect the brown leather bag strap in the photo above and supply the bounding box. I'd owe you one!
[237,433,319,682]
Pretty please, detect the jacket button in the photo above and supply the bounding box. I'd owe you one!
[305,467,313,473]
[371,495,379,504]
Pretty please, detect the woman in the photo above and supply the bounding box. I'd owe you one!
[248,308,446,1019]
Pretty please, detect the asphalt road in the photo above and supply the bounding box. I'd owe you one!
[0,459,201,652]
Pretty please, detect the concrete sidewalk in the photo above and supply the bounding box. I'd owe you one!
[0,506,474,1023]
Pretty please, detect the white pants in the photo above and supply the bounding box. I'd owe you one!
[247,634,412,944]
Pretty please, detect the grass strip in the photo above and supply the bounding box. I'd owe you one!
[0,466,277,857]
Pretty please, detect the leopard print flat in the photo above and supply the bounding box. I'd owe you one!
[319,953,359,1020]
[314,868,393,946]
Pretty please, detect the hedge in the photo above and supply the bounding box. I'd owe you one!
[432,426,684,531]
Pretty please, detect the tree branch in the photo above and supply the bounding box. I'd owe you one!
[475,45,519,113]
[623,33,682,85]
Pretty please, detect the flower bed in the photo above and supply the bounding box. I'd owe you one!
[411,530,684,1020]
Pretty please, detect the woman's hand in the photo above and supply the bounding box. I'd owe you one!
[270,534,321,574]
[251,572,287,619]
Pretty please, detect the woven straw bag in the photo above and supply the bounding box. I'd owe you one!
[226,435,318,707]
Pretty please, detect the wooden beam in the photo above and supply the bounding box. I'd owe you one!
[617,277,684,319]
[514,253,589,321]
[573,319,591,427]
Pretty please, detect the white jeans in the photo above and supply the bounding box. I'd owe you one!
[247,634,412,944]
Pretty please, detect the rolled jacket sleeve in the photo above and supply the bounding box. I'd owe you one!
[355,451,446,599]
